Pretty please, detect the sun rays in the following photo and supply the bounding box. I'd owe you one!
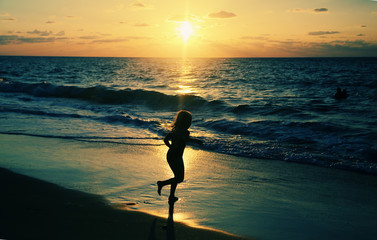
[177,21,194,43]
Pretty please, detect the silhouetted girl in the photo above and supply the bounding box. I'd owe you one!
[157,110,202,204]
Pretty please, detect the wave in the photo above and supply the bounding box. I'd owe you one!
[230,103,311,119]
[1,106,376,174]
[2,102,364,148]
[201,136,377,175]
[0,106,164,133]
[0,131,163,146]
[198,118,347,144]
[0,80,215,110]
[0,80,312,118]
[0,107,83,119]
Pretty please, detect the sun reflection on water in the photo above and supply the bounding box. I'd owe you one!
[175,60,199,97]
[176,85,195,95]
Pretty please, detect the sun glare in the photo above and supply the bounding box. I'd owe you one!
[178,21,193,42]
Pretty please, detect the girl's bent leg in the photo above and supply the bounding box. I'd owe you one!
[157,178,175,195]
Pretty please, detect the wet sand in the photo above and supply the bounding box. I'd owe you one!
[2,133,377,240]
[0,167,252,240]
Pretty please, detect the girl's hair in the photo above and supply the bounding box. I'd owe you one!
[172,110,192,131]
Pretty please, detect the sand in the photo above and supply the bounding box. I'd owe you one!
[0,167,252,240]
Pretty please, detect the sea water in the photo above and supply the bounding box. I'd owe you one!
[1,56,377,173]
[1,56,377,239]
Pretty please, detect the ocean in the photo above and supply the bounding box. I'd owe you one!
[1,56,377,239]
[1,56,377,174]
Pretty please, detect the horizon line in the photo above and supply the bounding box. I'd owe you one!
[1,55,376,59]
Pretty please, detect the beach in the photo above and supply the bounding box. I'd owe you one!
[2,133,377,240]
[0,167,252,240]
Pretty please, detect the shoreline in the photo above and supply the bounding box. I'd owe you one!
[2,133,377,240]
[0,167,252,240]
[1,131,376,177]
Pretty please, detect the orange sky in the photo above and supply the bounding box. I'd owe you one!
[1,0,377,57]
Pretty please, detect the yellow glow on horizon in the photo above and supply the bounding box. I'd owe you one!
[178,21,194,42]
[1,0,377,57]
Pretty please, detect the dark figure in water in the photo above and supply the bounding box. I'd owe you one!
[334,87,348,99]
[157,110,203,204]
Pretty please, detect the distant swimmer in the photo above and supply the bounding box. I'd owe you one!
[334,87,348,99]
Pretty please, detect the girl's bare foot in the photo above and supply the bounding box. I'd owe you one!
[157,181,163,195]
[168,196,178,204]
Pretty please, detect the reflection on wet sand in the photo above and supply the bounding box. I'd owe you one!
[166,201,176,240]
[147,201,176,240]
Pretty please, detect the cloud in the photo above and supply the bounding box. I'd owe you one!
[291,8,329,14]
[27,29,53,36]
[314,8,328,13]
[208,11,237,19]
[0,35,18,45]
[132,2,145,8]
[293,8,311,13]
[241,36,270,41]
[0,34,147,45]
[1,17,17,21]
[92,39,130,43]
[236,35,377,57]
[91,36,150,44]
[308,31,340,36]
[18,37,55,43]
[0,12,17,21]
[0,31,68,45]
[55,31,65,36]
[130,1,151,9]
[313,40,377,55]
[23,37,55,43]
[0,35,56,45]
[65,15,81,19]
[134,23,150,27]
[25,29,65,37]
[291,8,303,12]
[279,40,377,57]
[80,35,98,40]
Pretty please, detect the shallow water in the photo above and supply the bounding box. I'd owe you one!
[2,134,377,240]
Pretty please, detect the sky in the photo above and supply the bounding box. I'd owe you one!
[1,0,377,57]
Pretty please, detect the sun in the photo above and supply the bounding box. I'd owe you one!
[178,21,193,42]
